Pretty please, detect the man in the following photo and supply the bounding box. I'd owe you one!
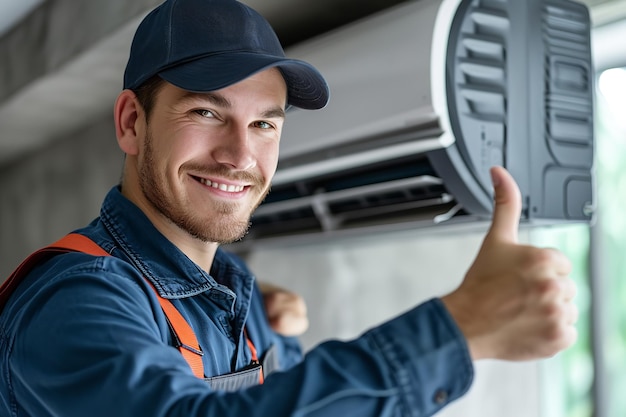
[0,0,577,416]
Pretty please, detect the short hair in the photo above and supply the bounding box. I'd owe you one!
[132,75,166,120]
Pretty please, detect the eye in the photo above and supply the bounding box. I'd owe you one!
[193,109,215,118]
[253,120,274,130]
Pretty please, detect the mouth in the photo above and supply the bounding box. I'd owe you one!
[192,176,247,193]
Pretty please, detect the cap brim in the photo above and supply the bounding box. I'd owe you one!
[158,52,330,110]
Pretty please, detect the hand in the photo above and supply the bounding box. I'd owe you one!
[259,282,309,337]
[442,166,578,361]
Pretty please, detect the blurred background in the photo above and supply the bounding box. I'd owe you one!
[1,0,625,416]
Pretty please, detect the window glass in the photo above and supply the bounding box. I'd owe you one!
[595,66,626,417]
[534,224,593,417]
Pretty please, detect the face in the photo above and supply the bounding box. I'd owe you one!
[126,68,287,244]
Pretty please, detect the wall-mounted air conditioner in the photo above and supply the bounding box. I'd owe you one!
[243,0,594,244]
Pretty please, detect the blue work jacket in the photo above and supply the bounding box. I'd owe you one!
[0,186,474,417]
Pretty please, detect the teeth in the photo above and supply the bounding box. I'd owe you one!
[199,178,244,193]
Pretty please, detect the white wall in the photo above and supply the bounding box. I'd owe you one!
[246,227,543,417]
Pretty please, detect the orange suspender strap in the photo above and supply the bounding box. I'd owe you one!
[0,233,205,379]
[0,233,108,308]
[2,233,264,383]
[244,329,263,383]
[143,281,205,378]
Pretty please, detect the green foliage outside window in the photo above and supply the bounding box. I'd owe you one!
[533,224,593,417]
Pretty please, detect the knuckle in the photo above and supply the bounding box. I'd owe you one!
[518,248,544,271]
[538,297,576,323]
[543,322,567,344]
[561,301,579,325]
[570,304,580,323]
[528,247,557,267]
[521,247,570,277]
[564,278,578,299]
[541,301,562,319]
[548,326,577,353]
[295,297,308,314]
[533,279,560,299]
[542,319,576,345]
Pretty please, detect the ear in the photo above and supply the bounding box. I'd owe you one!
[114,90,143,155]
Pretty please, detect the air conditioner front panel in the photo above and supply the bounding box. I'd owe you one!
[433,0,594,220]
[233,0,594,246]
[279,0,446,160]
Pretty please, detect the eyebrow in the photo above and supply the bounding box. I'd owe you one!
[179,91,286,119]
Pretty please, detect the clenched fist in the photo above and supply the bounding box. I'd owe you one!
[259,282,309,337]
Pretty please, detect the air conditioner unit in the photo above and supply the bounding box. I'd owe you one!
[243,0,594,244]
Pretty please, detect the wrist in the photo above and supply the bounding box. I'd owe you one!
[440,292,488,361]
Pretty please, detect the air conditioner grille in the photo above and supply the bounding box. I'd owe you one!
[542,4,593,147]
[247,155,459,239]
[441,0,511,198]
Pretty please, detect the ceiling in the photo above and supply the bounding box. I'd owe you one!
[0,0,43,37]
[0,0,625,169]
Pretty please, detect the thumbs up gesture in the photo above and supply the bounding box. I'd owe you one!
[442,166,578,361]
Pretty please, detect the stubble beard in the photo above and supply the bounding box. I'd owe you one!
[139,129,270,244]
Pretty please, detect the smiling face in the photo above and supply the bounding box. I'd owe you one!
[116,68,287,246]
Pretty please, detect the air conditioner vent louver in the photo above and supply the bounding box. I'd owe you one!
[248,156,458,240]
[543,4,593,147]
[444,1,511,195]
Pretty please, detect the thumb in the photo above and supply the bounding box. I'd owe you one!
[486,166,522,243]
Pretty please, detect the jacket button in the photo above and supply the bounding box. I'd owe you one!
[433,389,448,405]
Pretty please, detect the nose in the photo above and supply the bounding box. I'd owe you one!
[211,123,256,171]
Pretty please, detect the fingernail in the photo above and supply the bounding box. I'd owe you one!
[490,168,500,187]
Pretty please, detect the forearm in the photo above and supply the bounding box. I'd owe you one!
[10,299,472,417]
[174,301,472,417]
[178,299,473,417]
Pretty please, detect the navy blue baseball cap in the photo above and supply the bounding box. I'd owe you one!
[124,0,329,110]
